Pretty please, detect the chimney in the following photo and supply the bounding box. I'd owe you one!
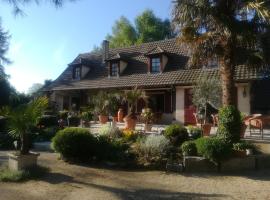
[102,40,109,63]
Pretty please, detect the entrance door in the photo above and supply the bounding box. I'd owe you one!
[184,89,196,125]
[251,80,270,114]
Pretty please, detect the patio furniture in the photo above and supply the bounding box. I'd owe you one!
[243,114,270,139]
[193,113,205,127]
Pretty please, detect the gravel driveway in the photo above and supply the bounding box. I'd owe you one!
[1,151,270,200]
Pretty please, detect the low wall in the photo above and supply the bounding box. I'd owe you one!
[248,140,270,154]
[184,155,270,172]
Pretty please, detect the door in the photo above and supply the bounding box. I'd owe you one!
[184,89,196,125]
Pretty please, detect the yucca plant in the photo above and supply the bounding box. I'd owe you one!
[122,86,147,118]
[8,97,48,154]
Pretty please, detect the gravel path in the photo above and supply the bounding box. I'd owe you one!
[1,151,270,200]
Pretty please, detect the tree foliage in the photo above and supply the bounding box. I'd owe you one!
[172,0,270,106]
[107,10,174,48]
[192,74,222,118]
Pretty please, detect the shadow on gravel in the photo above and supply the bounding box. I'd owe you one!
[41,172,229,200]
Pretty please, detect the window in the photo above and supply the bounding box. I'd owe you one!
[111,62,119,76]
[151,57,161,73]
[73,67,81,80]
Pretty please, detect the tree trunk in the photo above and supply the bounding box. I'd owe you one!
[220,63,235,106]
[20,132,30,155]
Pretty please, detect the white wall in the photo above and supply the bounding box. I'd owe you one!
[237,83,251,115]
[175,87,185,124]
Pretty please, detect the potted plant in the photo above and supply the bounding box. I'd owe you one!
[122,87,146,130]
[92,91,109,124]
[192,75,222,137]
[141,108,154,132]
[108,92,121,123]
[58,110,68,128]
[233,141,255,157]
[81,111,93,127]
[7,97,48,171]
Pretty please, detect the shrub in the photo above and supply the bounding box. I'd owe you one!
[187,125,202,140]
[33,126,59,142]
[52,128,97,161]
[134,134,170,165]
[164,124,188,146]
[181,141,197,156]
[38,115,58,127]
[96,135,130,162]
[233,141,255,151]
[0,116,8,133]
[195,137,232,163]
[217,106,242,143]
[67,116,81,127]
[122,129,139,142]
[59,110,68,119]
[99,125,122,139]
[0,134,14,150]
[81,111,93,122]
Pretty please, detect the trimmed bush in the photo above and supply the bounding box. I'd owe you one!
[187,125,202,140]
[96,135,130,162]
[52,128,96,161]
[217,106,242,143]
[195,137,232,163]
[181,141,197,156]
[164,124,188,146]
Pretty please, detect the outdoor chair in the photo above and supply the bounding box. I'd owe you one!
[243,114,265,138]
[193,113,205,127]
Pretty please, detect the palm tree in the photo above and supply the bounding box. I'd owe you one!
[8,97,48,154]
[172,0,270,106]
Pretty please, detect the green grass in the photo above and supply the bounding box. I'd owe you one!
[0,166,50,182]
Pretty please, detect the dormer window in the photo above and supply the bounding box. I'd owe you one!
[111,62,119,77]
[145,46,168,74]
[151,57,161,73]
[73,66,81,80]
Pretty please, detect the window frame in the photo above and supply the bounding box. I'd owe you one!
[73,66,81,80]
[110,62,119,77]
[150,57,162,73]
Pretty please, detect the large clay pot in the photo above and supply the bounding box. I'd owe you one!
[99,115,108,124]
[118,109,124,122]
[240,124,247,138]
[202,123,212,136]
[124,117,137,130]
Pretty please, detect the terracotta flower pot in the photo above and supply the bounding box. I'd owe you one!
[99,115,108,124]
[234,150,246,157]
[118,109,124,122]
[124,117,137,130]
[202,123,212,136]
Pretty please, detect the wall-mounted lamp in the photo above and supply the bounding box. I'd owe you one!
[243,86,247,98]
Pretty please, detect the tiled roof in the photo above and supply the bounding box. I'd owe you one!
[46,38,267,91]
[145,46,165,56]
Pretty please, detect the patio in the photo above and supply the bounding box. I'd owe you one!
[87,122,270,140]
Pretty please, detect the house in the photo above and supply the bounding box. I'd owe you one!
[44,38,270,125]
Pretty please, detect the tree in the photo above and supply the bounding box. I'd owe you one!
[135,10,174,44]
[27,83,43,95]
[8,97,48,154]
[107,10,174,48]
[106,17,137,48]
[192,74,222,122]
[2,0,71,15]
[172,0,270,106]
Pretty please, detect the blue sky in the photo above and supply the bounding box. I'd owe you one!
[0,0,172,93]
